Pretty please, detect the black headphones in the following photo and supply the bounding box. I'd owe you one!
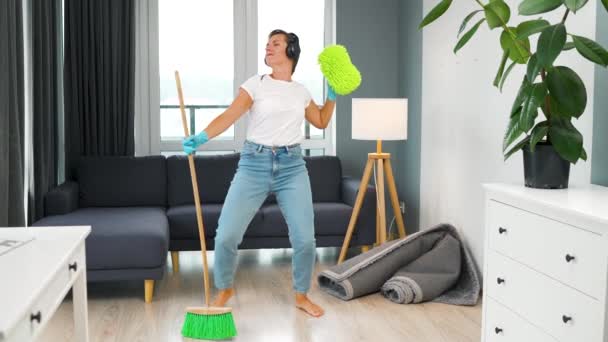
[285,33,300,59]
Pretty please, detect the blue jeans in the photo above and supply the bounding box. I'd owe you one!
[213,140,316,293]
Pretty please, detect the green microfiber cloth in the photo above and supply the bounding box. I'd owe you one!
[318,45,361,95]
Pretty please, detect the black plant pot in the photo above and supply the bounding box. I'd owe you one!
[523,142,570,189]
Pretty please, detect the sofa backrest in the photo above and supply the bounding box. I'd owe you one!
[167,154,343,206]
[167,154,240,206]
[304,156,342,202]
[77,156,167,207]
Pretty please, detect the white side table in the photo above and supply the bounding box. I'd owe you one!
[0,226,91,342]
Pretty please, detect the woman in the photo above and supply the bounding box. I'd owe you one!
[182,29,336,317]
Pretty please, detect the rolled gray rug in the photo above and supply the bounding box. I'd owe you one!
[380,232,461,304]
[318,223,480,306]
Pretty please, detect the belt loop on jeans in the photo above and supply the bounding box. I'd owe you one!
[256,144,263,152]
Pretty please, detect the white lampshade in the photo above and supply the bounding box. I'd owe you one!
[351,98,408,140]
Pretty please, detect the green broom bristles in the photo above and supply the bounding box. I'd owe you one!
[181,311,237,340]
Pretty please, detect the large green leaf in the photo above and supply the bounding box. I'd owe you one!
[485,0,511,29]
[503,107,524,151]
[548,117,583,163]
[563,41,575,50]
[537,24,566,68]
[548,94,572,118]
[419,0,453,29]
[504,136,531,160]
[519,0,562,15]
[520,82,547,132]
[516,19,551,39]
[563,0,589,12]
[603,0,608,13]
[500,60,518,91]
[500,28,531,64]
[572,35,608,67]
[458,10,483,37]
[511,77,532,115]
[529,121,549,151]
[454,19,486,53]
[526,53,542,82]
[546,66,587,118]
[494,49,511,87]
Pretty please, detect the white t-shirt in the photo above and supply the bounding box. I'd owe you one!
[240,74,312,146]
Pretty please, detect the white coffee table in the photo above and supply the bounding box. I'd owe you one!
[0,226,91,342]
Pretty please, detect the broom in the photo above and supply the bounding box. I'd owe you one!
[175,71,237,340]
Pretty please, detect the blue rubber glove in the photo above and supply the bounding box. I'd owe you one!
[182,131,209,155]
[327,84,337,101]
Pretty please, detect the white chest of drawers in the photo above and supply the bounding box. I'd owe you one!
[481,183,608,342]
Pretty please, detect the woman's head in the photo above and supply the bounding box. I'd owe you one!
[265,29,300,74]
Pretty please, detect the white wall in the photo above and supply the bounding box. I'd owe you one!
[420,1,597,269]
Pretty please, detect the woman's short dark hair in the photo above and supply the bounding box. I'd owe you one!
[269,29,300,74]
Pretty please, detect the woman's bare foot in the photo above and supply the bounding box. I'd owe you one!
[211,288,235,307]
[295,293,325,317]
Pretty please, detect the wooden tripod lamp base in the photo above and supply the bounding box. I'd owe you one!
[337,140,407,264]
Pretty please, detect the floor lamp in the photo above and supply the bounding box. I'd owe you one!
[338,98,408,264]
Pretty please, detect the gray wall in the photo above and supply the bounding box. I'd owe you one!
[335,0,422,233]
[592,3,608,186]
[396,0,422,233]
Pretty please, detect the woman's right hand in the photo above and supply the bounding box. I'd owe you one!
[182,131,209,155]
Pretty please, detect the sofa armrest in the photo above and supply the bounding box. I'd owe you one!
[341,176,377,245]
[45,181,79,216]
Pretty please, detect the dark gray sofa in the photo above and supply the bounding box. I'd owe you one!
[34,153,377,302]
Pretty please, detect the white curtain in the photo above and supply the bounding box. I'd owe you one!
[134,0,160,156]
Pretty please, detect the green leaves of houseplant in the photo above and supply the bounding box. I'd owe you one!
[419,0,452,29]
[455,18,486,53]
[563,0,589,12]
[420,0,599,165]
[546,66,587,118]
[485,0,511,29]
[548,117,584,162]
[518,0,562,15]
[537,24,566,68]
[572,35,608,66]
[516,19,551,39]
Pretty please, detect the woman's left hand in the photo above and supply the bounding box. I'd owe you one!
[327,84,337,101]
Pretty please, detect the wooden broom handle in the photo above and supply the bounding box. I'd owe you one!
[175,71,211,307]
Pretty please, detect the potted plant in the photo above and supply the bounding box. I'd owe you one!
[420,0,608,189]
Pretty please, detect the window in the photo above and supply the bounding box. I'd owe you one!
[159,0,235,152]
[158,0,335,156]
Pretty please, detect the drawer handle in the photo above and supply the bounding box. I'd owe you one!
[498,227,507,234]
[565,254,575,263]
[494,327,503,334]
[496,277,505,285]
[30,311,42,324]
[562,315,572,324]
[68,262,78,272]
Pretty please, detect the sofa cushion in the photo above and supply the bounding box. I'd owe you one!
[303,156,342,202]
[77,156,167,207]
[259,202,354,237]
[166,204,264,239]
[33,207,169,270]
[167,154,239,206]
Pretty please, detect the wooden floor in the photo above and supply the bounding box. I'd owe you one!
[42,247,482,342]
